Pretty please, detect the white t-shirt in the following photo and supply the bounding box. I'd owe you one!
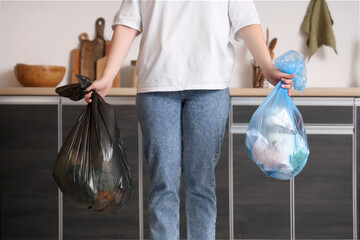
[113,0,260,93]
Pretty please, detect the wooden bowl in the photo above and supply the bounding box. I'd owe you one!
[14,64,66,87]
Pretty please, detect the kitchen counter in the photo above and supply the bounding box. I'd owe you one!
[1,88,359,239]
[0,87,360,97]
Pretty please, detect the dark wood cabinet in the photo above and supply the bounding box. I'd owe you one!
[0,101,59,240]
[295,135,353,238]
[232,134,290,239]
[230,97,358,239]
[0,96,358,240]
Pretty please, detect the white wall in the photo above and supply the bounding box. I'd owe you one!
[0,0,359,88]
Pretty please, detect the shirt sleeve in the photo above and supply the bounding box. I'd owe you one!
[228,0,261,42]
[112,0,142,32]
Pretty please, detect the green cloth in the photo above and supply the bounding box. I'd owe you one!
[301,0,337,59]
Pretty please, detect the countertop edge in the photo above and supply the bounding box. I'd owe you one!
[0,87,360,97]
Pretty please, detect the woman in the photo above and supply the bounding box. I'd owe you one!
[85,1,294,239]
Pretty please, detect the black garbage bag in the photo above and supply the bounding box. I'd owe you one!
[53,74,132,213]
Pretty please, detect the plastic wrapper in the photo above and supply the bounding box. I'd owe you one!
[53,74,132,213]
[245,50,309,180]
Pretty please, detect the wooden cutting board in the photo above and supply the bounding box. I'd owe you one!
[71,49,80,83]
[80,18,105,81]
[96,41,120,87]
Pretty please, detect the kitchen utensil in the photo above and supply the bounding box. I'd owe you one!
[268,38,277,50]
[252,60,264,88]
[268,38,277,60]
[71,49,80,83]
[70,33,88,84]
[252,60,259,88]
[131,60,137,88]
[80,18,105,81]
[14,63,65,87]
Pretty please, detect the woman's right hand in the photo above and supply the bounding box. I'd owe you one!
[84,77,112,103]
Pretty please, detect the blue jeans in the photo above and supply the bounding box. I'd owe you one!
[136,89,230,240]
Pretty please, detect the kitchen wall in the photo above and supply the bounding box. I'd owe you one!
[0,0,359,88]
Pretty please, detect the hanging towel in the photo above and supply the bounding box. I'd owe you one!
[301,0,337,59]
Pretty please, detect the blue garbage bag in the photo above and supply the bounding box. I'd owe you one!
[245,50,309,180]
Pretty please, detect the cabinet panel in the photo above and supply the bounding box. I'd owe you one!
[142,126,230,239]
[297,106,353,124]
[295,135,353,238]
[0,105,58,240]
[233,134,290,239]
[61,104,139,239]
[233,105,353,124]
[233,105,258,123]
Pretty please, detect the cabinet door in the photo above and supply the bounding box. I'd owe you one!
[0,104,58,240]
[61,103,139,239]
[295,135,353,238]
[233,134,290,239]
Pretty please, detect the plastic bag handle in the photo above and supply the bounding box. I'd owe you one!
[273,50,307,93]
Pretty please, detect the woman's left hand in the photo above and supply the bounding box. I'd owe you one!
[262,65,295,96]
